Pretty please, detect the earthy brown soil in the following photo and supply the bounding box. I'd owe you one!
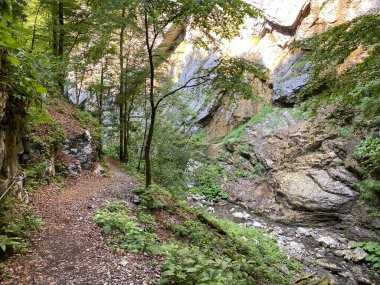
[3,160,159,285]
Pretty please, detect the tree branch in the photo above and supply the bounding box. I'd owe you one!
[155,61,221,108]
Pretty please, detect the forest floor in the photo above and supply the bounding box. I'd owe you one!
[3,159,159,285]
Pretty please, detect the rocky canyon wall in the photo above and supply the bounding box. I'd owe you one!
[169,0,380,140]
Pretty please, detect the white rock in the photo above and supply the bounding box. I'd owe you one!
[317,236,337,248]
[297,227,311,236]
[232,212,251,220]
[253,221,265,228]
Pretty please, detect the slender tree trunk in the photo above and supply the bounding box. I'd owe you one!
[123,101,128,162]
[119,8,126,161]
[58,1,64,57]
[144,106,156,188]
[51,1,58,56]
[98,62,105,159]
[137,81,148,171]
[144,11,155,188]
[58,0,65,97]
[31,3,42,51]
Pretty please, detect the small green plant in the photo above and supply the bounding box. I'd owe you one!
[137,207,157,233]
[93,202,158,253]
[235,169,249,178]
[337,128,351,138]
[190,164,228,200]
[251,163,266,179]
[355,241,380,271]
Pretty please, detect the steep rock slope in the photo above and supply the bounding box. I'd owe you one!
[170,0,379,140]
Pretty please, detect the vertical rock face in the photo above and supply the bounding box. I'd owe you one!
[0,50,26,200]
[169,0,379,140]
[0,96,25,201]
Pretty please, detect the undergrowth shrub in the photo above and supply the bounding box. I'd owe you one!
[159,244,256,285]
[190,164,227,200]
[0,197,43,254]
[93,202,158,253]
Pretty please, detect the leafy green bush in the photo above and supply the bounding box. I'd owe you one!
[355,241,380,271]
[190,164,227,200]
[356,137,380,175]
[0,197,43,254]
[159,244,256,285]
[164,215,299,285]
[93,202,158,253]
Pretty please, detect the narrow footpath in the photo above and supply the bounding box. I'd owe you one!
[3,160,158,285]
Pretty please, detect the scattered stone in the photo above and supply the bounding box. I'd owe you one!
[285,241,305,255]
[316,260,343,273]
[334,250,345,257]
[315,253,324,258]
[131,195,140,204]
[337,237,347,243]
[253,221,265,228]
[232,212,251,220]
[343,248,368,262]
[297,227,311,236]
[207,207,215,213]
[317,236,337,248]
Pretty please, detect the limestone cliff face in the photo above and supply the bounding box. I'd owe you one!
[171,0,379,140]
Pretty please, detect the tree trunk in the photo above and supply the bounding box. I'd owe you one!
[137,81,148,171]
[98,62,105,159]
[144,107,156,188]
[118,8,126,161]
[58,0,65,97]
[51,1,58,56]
[123,101,128,163]
[144,11,156,188]
[31,3,42,51]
